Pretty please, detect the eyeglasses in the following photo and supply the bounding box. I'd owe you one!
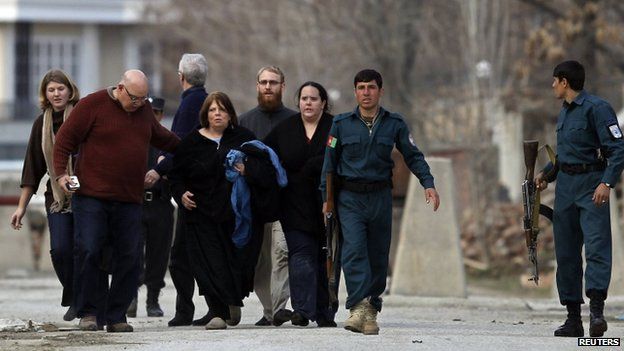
[257,80,282,87]
[123,86,149,104]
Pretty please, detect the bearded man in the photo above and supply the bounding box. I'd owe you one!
[239,66,296,326]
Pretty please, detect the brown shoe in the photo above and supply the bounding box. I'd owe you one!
[78,316,98,331]
[107,322,134,333]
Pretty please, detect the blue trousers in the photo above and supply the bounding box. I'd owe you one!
[554,171,612,304]
[72,195,141,325]
[284,229,335,322]
[47,211,74,307]
[337,188,392,312]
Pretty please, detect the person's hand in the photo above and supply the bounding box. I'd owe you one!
[592,183,611,207]
[10,207,26,230]
[234,163,245,176]
[56,174,74,194]
[181,191,196,210]
[534,172,548,191]
[144,170,161,189]
[424,188,440,211]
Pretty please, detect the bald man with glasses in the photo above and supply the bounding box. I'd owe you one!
[54,70,179,333]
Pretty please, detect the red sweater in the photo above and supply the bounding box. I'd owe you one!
[53,88,180,203]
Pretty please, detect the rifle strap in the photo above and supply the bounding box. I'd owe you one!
[533,144,556,233]
[539,144,556,164]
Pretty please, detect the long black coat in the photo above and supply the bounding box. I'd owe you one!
[169,126,257,303]
[264,112,333,237]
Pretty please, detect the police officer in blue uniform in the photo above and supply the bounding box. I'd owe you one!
[536,61,624,338]
[320,69,440,335]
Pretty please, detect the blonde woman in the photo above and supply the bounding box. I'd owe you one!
[10,69,80,321]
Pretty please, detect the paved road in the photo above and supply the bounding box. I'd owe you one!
[0,272,622,350]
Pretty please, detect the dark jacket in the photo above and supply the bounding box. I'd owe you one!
[21,111,65,210]
[169,126,255,223]
[264,112,333,236]
[155,86,207,176]
[239,104,296,140]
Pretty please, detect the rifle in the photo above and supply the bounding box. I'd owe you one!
[521,140,554,285]
[324,172,340,307]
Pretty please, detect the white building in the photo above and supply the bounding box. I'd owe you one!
[0,0,162,122]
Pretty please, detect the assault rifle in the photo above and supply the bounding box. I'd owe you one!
[324,172,340,307]
[521,140,554,285]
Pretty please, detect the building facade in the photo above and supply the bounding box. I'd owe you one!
[0,0,161,122]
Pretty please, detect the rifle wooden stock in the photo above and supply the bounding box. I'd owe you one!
[524,140,539,181]
[326,172,334,214]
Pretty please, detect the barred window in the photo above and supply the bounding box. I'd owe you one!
[30,36,81,98]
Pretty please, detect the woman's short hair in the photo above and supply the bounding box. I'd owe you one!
[295,81,330,112]
[199,91,238,129]
[38,69,80,110]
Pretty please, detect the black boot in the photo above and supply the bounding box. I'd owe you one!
[588,291,608,337]
[192,310,215,326]
[291,311,309,326]
[63,305,77,321]
[554,303,583,337]
[146,288,164,317]
[273,309,293,326]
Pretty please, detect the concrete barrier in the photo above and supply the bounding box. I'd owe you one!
[391,157,466,297]
[608,197,624,295]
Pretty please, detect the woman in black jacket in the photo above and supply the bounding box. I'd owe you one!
[169,91,256,330]
[264,81,336,327]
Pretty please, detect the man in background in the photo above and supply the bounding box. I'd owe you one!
[127,97,175,318]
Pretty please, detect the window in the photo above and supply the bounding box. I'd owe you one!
[138,41,161,95]
[30,36,81,99]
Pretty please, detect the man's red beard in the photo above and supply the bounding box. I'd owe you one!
[257,89,283,112]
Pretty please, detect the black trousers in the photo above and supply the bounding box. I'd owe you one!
[138,197,174,291]
[169,209,209,318]
[284,229,335,322]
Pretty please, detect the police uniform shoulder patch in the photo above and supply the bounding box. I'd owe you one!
[608,123,623,139]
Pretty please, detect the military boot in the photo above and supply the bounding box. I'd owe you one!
[344,301,367,333]
[146,288,164,317]
[554,303,583,337]
[362,301,380,335]
[589,292,608,337]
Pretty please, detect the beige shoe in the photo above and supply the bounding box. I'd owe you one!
[226,306,241,326]
[344,302,367,333]
[78,315,98,331]
[362,302,379,335]
[205,317,227,330]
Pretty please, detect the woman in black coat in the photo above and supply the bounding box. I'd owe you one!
[264,81,336,327]
[169,91,256,330]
